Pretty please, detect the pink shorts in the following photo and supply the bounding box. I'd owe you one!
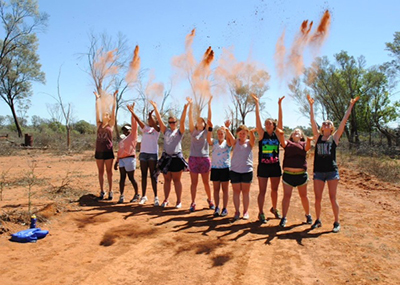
[188,156,211,174]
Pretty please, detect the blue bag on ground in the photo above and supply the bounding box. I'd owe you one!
[10,228,49,243]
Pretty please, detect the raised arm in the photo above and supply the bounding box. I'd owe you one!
[275,127,287,148]
[149,100,166,133]
[207,96,213,123]
[148,110,160,132]
[251,93,264,137]
[249,128,256,148]
[129,104,145,130]
[307,94,319,138]
[333,96,360,144]
[127,103,138,141]
[305,136,313,152]
[224,120,232,146]
[188,97,194,133]
[94,91,101,127]
[180,98,191,134]
[277,96,285,130]
[109,90,118,128]
[222,124,236,147]
[206,119,213,145]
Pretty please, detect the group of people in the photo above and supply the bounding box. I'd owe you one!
[94,90,359,233]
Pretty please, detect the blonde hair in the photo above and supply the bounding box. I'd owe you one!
[319,120,336,135]
[236,125,249,135]
[289,129,305,142]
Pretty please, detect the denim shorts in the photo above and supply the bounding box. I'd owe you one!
[313,171,340,182]
[139,152,158,161]
[119,157,136,172]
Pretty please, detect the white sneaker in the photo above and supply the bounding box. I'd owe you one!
[243,212,250,220]
[154,197,160,206]
[175,202,182,209]
[139,196,148,205]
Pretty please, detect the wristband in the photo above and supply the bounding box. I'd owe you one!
[208,127,213,132]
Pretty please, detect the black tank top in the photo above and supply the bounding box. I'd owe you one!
[313,135,338,173]
[258,132,280,165]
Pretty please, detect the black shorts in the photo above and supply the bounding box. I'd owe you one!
[282,171,308,187]
[257,163,282,178]
[95,151,115,160]
[161,157,185,173]
[230,171,253,184]
[210,168,230,182]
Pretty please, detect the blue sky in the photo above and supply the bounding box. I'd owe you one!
[1,0,399,128]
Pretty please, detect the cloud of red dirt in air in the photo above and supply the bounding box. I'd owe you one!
[125,45,141,84]
[274,10,331,81]
[93,48,119,116]
[171,29,196,79]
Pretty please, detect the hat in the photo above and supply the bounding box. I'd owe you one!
[122,125,131,131]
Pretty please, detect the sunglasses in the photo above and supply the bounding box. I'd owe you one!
[168,121,177,124]
[322,122,332,126]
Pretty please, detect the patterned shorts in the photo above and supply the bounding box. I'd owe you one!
[188,156,211,174]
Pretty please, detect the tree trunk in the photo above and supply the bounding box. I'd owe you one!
[66,126,71,150]
[10,102,23,137]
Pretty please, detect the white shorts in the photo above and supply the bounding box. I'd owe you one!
[119,157,136,172]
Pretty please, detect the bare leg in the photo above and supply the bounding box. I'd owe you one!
[127,170,138,197]
[213,181,221,208]
[270,177,281,210]
[104,158,114,193]
[119,167,127,195]
[163,172,172,202]
[232,183,241,214]
[241,183,251,214]
[96,159,105,193]
[221,181,229,209]
[281,183,293,218]
[201,172,212,201]
[257,177,268,214]
[297,184,310,215]
[313,179,325,220]
[172,171,183,205]
[327,179,339,223]
[190,172,199,204]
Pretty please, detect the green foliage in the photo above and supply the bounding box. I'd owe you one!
[73,120,96,134]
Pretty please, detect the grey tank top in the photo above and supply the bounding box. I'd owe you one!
[190,129,209,157]
[163,129,182,155]
[230,139,253,173]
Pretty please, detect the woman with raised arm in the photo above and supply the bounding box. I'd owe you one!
[207,100,232,217]
[252,94,283,223]
[128,108,160,206]
[150,98,190,209]
[308,94,359,233]
[114,104,139,204]
[275,122,313,227]
[223,124,255,220]
[94,90,117,200]
[188,96,214,212]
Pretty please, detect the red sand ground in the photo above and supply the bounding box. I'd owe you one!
[0,150,399,285]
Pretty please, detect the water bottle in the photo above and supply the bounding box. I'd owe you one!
[30,214,37,229]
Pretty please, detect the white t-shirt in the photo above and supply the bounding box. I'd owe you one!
[140,125,160,155]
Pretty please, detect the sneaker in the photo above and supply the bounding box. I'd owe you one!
[189,203,196,212]
[213,207,220,217]
[98,191,106,200]
[175,202,182,209]
[117,195,124,204]
[305,214,313,225]
[259,213,267,224]
[270,207,282,219]
[139,196,148,205]
[161,200,169,208]
[234,212,240,220]
[243,212,250,220]
[130,194,140,203]
[220,208,228,217]
[207,199,215,210]
[154,197,160,206]
[333,222,341,233]
[311,219,322,229]
[107,191,113,200]
[279,217,287,228]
